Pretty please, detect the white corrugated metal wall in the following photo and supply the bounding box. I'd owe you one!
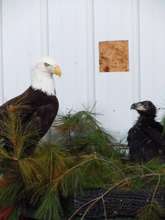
[0,0,165,140]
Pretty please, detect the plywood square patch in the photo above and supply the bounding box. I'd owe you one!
[99,40,129,72]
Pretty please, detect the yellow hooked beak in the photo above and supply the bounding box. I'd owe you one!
[53,65,62,77]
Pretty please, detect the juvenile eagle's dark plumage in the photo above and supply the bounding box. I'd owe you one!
[127,101,165,162]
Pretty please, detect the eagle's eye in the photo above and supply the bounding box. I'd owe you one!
[44,62,51,67]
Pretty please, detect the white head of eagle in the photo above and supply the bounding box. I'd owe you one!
[31,56,62,96]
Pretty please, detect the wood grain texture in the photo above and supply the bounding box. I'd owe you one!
[99,40,129,72]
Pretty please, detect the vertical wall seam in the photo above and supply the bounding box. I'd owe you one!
[0,0,4,103]
[130,0,141,123]
[46,0,49,55]
[131,0,141,102]
[91,0,96,108]
[137,0,141,100]
[135,0,141,100]
[86,0,96,109]
[40,0,49,56]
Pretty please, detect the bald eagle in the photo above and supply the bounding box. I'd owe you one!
[0,57,61,155]
[127,101,165,162]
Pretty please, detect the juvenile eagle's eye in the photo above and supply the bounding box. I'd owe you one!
[44,62,51,67]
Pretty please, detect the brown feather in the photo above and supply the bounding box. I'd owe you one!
[0,87,59,154]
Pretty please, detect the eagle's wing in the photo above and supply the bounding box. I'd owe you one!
[32,103,58,138]
[22,102,58,155]
[0,87,33,117]
[142,127,165,147]
[0,87,58,136]
[0,87,59,155]
[127,124,165,161]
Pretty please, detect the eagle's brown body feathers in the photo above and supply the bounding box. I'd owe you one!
[0,87,59,154]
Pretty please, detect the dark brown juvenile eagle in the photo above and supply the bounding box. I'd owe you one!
[0,57,61,155]
[127,100,165,162]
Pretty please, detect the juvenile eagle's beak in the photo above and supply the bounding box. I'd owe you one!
[131,102,146,111]
[131,103,136,110]
[53,65,62,77]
